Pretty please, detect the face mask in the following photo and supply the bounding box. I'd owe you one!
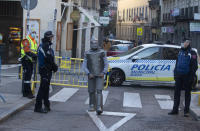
[31,33,36,38]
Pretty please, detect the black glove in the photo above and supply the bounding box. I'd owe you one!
[52,63,58,73]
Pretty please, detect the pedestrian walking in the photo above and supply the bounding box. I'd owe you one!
[83,39,108,115]
[21,29,38,99]
[168,39,198,117]
[34,31,58,113]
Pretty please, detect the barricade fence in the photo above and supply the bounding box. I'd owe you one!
[19,57,110,94]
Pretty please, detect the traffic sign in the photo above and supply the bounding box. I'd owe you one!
[21,0,38,10]
[99,17,110,25]
[137,27,143,36]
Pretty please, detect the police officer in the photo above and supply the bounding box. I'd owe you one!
[34,31,58,113]
[21,29,38,99]
[83,39,108,115]
[168,39,198,117]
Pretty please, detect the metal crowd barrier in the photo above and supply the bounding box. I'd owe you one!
[19,57,110,94]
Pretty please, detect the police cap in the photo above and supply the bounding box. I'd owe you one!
[44,31,54,38]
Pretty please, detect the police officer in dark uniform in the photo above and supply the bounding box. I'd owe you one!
[34,31,58,113]
[168,39,198,117]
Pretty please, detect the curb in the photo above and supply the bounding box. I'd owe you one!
[0,98,35,123]
[190,109,200,121]
[189,94,200,121]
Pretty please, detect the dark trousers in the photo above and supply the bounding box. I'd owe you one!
[173,75,192,113]
[22,60,33,96]
[35,68,52,110]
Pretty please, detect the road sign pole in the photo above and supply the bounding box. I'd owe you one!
[27,0,30,34]
[53,8,57,51]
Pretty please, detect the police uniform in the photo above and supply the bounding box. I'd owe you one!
[21,34,38,98]
[169,45,198,116]
[34,31,58,113]
[83,40,108,115]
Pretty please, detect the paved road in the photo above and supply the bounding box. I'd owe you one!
[0,84,200,131]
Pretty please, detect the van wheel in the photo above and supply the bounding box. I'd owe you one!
[192,75,198,90]
[109,69,125,86]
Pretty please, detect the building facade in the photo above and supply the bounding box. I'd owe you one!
[161,0,200,50]
[23,0,100,59]
[116,0,151,43]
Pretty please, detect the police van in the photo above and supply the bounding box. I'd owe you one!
[108,44,200,88]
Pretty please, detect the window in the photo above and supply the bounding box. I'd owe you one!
[162,47,180,60]
[134,8,136,17]
[92,0,96,9]
[123,9,125,20]
[82,0,88,7]
[145,6,148,18]
[116,46,144,57]
[127,9,128,21]
[194,6,198,13]
[133,47,160,60]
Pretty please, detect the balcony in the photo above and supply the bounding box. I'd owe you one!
[151,18,159,27]
[149,0,160,9]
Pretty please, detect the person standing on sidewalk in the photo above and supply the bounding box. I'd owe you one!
[168,39,198,117]
[83,39,108,115]
[34,31,58,113]
[21,29,38,99]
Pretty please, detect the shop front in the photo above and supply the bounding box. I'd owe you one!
[0,0,23,64]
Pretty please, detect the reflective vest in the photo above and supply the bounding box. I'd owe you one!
[21,35,38,61]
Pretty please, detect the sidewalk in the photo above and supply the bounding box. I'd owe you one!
[0,67,35,123]
[190,93,200,120]
[0,94,34,123]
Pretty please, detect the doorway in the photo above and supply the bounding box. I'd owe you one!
[0,1,23,64]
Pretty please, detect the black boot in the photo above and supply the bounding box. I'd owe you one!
[34,108,48,113]
[27,94,35,99]
[44,106,51,112]
[168,110,178,115]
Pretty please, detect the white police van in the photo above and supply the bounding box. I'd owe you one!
[108,44,200,88]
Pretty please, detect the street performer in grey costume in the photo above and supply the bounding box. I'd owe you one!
[83,39,108,115]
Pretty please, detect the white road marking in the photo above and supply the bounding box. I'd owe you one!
[85,91,109,105]
[123,92,142,108]
[87,111,136,131]
[155,95,171,100]
[49,88,79,102]
[157,100,174,110]
[1,64,21,70]
[155,94,173,110]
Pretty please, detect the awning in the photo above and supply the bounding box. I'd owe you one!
[61,2,100,27]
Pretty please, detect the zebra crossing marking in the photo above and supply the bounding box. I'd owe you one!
[123,92,142,108]
[49,88,79,102]
[87,111,136,131]
[85,91,109,105]
[155,94,173,110]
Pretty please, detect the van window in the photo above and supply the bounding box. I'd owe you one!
[115,46,144,57]
[162,47,180,60]
[133,47,160,60]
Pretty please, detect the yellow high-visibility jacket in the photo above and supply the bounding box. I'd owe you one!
[21,35,38,61]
